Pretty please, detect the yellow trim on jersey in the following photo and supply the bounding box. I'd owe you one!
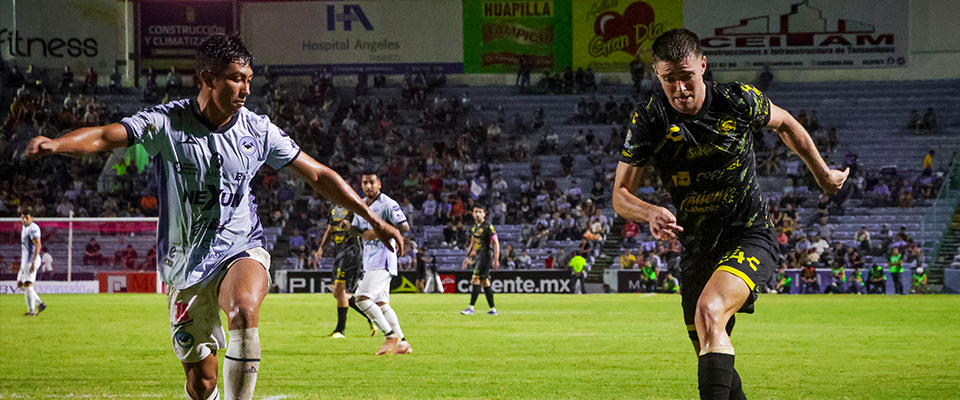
[686,324,697,332]
[717,265,755,290]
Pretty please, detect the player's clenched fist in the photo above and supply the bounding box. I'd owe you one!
[25,136,57,159]
[648,206,683,241]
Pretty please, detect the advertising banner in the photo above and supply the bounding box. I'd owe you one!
[275,270,574,294]
[0,281,99,294]
[0,0,117,71]
[572,0,683,71]
[241,0,464,75]
[98,271,158,293]
[140,1,235,59]
[684,0,909,70]
[462,0,572,73]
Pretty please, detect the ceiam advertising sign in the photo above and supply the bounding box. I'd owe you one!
[241,0,464,75]
[684,0,909,70]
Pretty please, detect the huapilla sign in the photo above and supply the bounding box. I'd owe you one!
[463,0,573,73]
[684,0,909,70]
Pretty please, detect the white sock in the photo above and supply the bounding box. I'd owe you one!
[466,305,474,310]
[357,299,394,337]
[223,328,260,400]
[379,304,404,340]
[24,288,34,313]
[30,287,42,307]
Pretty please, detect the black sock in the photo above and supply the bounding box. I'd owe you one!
[698,353,735,400]
[348,297,370,322]
[470,285,481,306]
[335,307,348,333]
[484,286,495,308]
[729,368,746,400]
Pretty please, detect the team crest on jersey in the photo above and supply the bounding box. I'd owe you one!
[239,136,258,157]
[717,116,737,135]
[174,332,194,348]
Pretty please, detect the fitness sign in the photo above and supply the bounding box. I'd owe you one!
[685,0,909,70]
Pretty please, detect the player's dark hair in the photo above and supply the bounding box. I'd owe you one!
[473,203,486,211]
[360,170,380,179]
[19,207,32,217]
[196,34,253,79]
[652,28,702,63]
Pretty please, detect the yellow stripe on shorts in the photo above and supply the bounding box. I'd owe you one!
[716,265,755,290]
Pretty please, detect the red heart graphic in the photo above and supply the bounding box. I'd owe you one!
[593,1,656,56]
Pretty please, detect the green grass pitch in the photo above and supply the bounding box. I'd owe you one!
[2,293,959,399]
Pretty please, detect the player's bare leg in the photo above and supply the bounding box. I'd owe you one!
[182,355,219,400]
[217,259,269,400]
[694,270,750,400]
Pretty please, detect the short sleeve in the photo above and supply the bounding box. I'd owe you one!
[388,201,407,225]
[120,107,166,156]
[618,105,658,167]
[351,212,366,230]
[264,123,302,169]
[488,225,497,235]
[737,83,772,130]
[29,225,41,240]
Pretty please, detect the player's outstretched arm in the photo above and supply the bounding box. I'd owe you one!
[767,102,848,195]
[25,123,129,159]
[612,162,683,240]
[290,153,403,254]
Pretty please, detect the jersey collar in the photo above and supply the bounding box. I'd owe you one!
[693,80,713,120]
[191,98,239,134]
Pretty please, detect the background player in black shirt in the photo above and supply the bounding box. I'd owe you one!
[612,29,847,400]
[461,205,501,315]
[318,205,375,338]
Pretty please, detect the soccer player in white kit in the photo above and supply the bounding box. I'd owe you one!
[351,172,412,355]
[18,209,46,316]
[25,34,403,400]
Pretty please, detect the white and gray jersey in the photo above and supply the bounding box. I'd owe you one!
[120,98,301,289]
[352,193,406,276]
[20,222,40,264]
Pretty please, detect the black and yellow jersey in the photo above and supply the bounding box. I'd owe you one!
[471,221,497,256]
[330,205,360,255]
[619,81,774,253]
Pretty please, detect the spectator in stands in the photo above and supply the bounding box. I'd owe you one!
[816,216,834,243]
[810,234,829,257]
[622,220,640,247]
[888,247,905,295]
[619,248,637,270]
[755,65,773,91]
[83,238,104,266]
[907,109,921,130]
[108,67,122,94]
[60,66,75,94]
[876,224,893,255]
[868,264,887,294]
[921,108,937,135]
[442,222,457,248]
[140,247,156,271]
[849,266,865,294]
[856,226,872,254]
[800,264,820,294]
[640,256,657,293]
[923,150,935,172]
[56,197,74,217]
[898,179,914,208]
[165,67,181,96]
[121,244,138,270]
[82,67,98,95]
[774,263,791,294]
[660,272,680,293]
[872,180,891,205]
[517,250,532,269]
[825,262,846,294]
[911,267,928,294]
[531,222,549,249]
[501,245,517,270]
[848,248,865,271]
[289,228,306,257]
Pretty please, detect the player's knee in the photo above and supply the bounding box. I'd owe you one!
[694,297,727,330]
[187,374,217,399]
[225,299,260,329]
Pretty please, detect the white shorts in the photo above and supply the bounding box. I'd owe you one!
[355,270,393,304]
[167,247,270,363]
[18,255,40,284]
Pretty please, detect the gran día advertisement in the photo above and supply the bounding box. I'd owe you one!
[572,0,684,72]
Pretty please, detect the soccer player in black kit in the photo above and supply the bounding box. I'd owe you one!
[461,205,501,316]
[318,205,375,338]
[612,29,847,399]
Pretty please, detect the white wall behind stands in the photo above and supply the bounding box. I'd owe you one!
[710,0,960,83]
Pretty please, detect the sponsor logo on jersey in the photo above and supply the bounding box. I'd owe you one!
[666,125,683,142]
[183,135,199,145]
[182,185,243,211]
[686,144,721,160]
[697,170,725,181]
[717,115,737,135]
[679,187,738,213]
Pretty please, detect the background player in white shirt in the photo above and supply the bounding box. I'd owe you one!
[26,34,403,400]
[351,172,412,355]
[18,209,46,316]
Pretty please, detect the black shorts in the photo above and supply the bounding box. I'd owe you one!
[333,246,362,294]
[680,226,778,340]
[472,255,493,280]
